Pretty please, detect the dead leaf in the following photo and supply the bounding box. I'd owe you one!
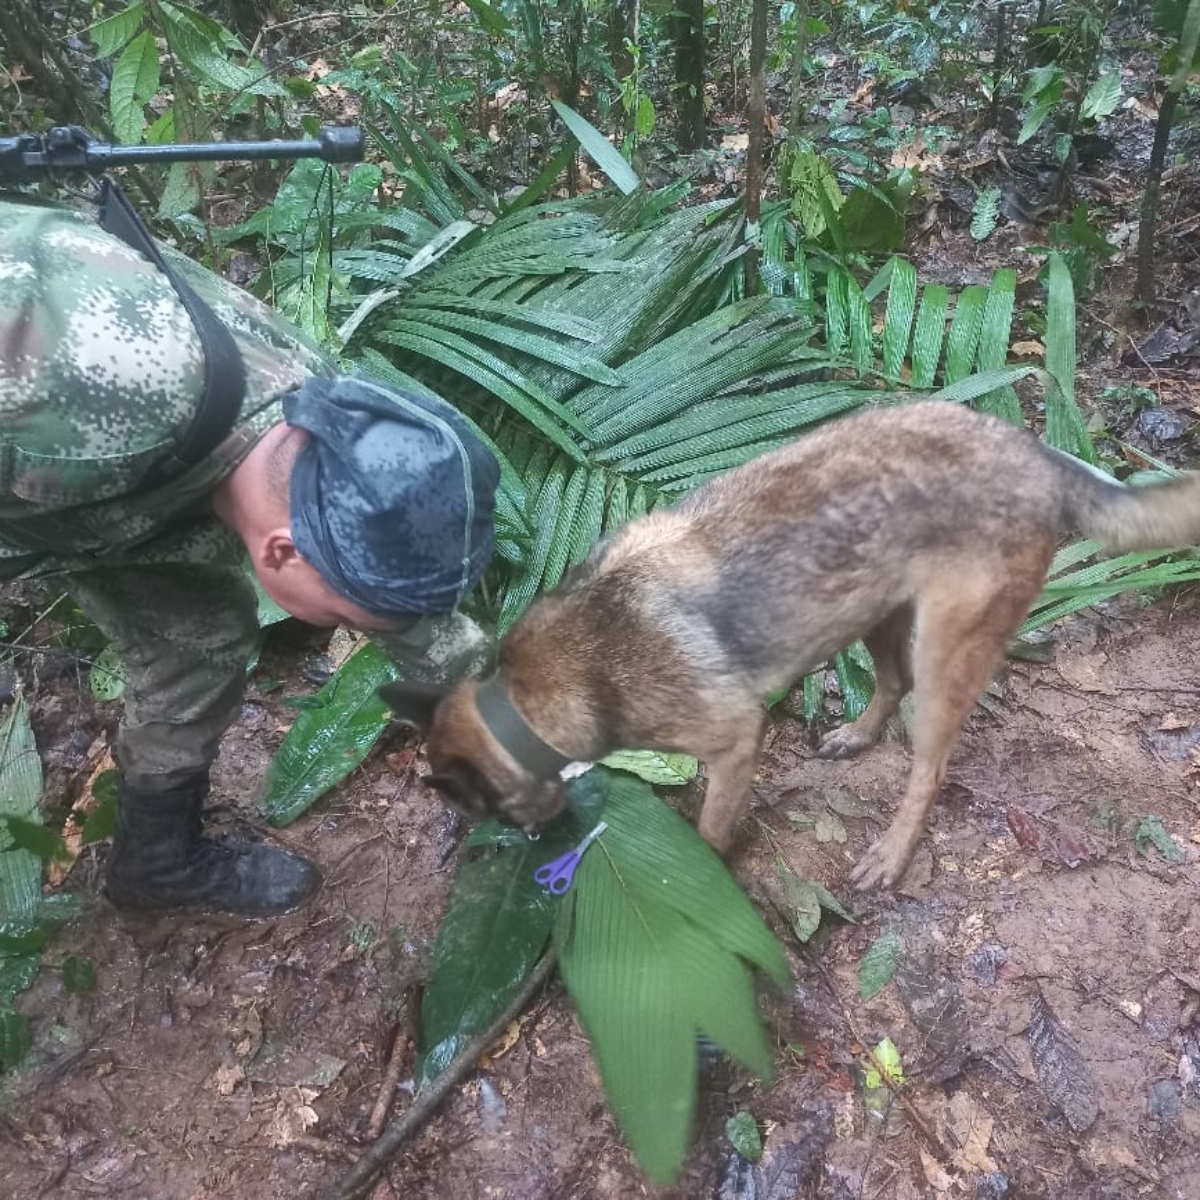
[266,1087,321,1148]
[895,941,970,1083]
[721,133,749,151]
[814,810,848,844]
[478,1018,523,1069]
[1006,806,1043,854]
[48,747,114,886]
[1159,712,1189,731]
[825,787,881,820]
[233,1005,264,1060]
[1011,339,1045,358]
[946,1091,997,1173]
[919,1147,955,1191]
[212,1063,245,1096]
[1028,992,1100,1133]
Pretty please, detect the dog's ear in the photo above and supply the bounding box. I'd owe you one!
[378,680,452,731]
[427,757,502,820]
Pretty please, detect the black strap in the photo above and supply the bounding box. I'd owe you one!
[475,674,573,778]
[98,179,246,484]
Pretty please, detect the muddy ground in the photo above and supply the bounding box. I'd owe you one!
[5,16,1200,1200]
[1,575,1199,1200]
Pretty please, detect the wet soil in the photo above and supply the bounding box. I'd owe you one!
[1,586,1199,1200]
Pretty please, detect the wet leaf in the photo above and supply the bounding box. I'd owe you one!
[1028,992,1100,1132]
[858,929,901,1001]
[61,956,96,994]
[417,814,580,1090]
[0,1007,31,1072]
[554,769,788,1183]
[895,940,970,1083]
[726,1110,763,1161]
[1135,816,1185,864]
[259,642,399,826]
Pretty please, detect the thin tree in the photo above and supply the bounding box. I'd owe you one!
[744,0,768,293]
[673,0,706,151]
[1135,0,1200,305]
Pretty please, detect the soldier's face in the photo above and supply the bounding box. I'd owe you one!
[253,549,400,632]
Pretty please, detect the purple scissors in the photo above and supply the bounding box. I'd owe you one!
[534,821,609,895]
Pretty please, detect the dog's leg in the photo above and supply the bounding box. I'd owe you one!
[696,714,767,853]
[850,561,1047,890]
[818,604,914,759]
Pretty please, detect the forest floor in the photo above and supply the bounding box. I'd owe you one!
[4,25,1200,1200]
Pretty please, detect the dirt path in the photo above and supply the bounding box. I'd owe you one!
[1,588,1198,1199]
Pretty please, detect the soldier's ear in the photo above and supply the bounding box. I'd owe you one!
[378,680,452,731]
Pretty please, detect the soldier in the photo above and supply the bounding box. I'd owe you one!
[0,193,499,917]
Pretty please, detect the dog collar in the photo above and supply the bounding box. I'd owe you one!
[474,674,573,779]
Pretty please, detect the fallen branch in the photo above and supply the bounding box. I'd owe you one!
[364,985,420,1140]
[325,952,557,1200]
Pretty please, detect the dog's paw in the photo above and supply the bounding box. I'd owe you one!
[849,837,909,891]
[817,724,878,760]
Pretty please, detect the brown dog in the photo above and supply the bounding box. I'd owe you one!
[382,401,1200,888]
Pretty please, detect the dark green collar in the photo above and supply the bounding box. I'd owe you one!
[475,673,573,779]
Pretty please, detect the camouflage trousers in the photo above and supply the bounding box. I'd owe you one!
[27,564,492,791]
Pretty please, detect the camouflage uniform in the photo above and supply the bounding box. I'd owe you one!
[0,195,488,789]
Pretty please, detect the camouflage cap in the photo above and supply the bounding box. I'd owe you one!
[283,376,498,617]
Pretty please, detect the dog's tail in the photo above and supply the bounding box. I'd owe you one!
[1055,450,1200,553]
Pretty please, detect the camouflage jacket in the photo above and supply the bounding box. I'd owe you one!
[0,194,334,580]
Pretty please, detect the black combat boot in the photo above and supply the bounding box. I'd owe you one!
[105,774,321,916]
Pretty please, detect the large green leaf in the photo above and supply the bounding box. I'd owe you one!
[109,29,159,144]
[0,695,43,926]
[417,829,564,1089]
[550,100,641,195]
[258,643,398,826]
[1044,252,1095,462]
[553,769,789,1183]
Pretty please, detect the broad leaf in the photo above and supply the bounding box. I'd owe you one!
[417,823,573,1089]
[553,769,788,1183]
[258,642,398,826]
[599,750,698,786]
[551,100,641,195]
[109,29,159,144]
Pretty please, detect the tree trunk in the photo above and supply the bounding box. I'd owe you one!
[743,0,767,294]
[1135,0,1200,304]
[1135,88,1178,305]
[673,0,706,151]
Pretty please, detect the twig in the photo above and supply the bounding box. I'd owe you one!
[325,952,557,1200]
[365,985,420,1139]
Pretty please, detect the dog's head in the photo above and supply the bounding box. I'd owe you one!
[379,679,567,829]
